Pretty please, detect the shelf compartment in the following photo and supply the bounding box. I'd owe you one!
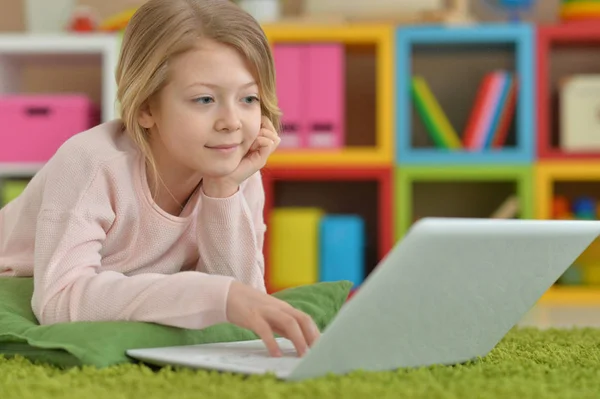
[0,33,121,122]
[261,166,393,292]
[534,161,600,219]
[262,24,394,167]
[395,24,534,165]
[395,165,534,238]
[537,24,600,160]
[534,161,600,288]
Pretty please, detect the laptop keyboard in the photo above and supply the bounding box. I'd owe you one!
[189,339,302,374]
[209,348,300,368]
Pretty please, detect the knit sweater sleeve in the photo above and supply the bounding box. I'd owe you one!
[196,171,267,292]
[32,152,234,329]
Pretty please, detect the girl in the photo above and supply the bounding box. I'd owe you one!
[0,0,319,358]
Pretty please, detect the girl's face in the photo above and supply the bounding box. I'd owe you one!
[139,38,263,179]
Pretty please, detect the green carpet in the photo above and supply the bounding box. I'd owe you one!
[2,327,600,398]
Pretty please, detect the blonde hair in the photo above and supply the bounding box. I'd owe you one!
[115,0,280,195]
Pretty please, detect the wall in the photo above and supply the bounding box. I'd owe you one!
[0,0,566,31]
[0,0,564,107]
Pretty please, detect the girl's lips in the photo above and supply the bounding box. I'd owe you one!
[206,144,239,154]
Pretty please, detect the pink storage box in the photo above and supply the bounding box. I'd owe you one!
[273,44,345,149]
[306,44,345,149]
[273,44,306,149]
[0,95,100,162]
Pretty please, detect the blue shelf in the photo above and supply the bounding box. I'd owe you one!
[395,23,535,165]
[400,147,531,165]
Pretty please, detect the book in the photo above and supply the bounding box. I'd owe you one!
[269,207,324,289]
[319,214,366,287]
[411,76,462,149]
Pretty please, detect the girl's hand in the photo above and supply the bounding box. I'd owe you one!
[226,281,320,357]
[234,115,280,183]
[202,116,280,198]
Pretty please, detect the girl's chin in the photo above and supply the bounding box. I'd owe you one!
[199,163,240,179]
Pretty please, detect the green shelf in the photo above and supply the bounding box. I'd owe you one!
[394,165,534,238]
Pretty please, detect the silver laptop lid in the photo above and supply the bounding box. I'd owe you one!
[288,217,600,380]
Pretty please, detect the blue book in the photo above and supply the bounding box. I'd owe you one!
[319,215,366,287]
[484,72,512,148]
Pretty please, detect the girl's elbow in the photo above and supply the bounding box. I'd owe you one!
[31,300,53,325]
[31,291,65,325]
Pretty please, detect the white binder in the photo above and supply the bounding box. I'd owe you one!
[561,74,600,152]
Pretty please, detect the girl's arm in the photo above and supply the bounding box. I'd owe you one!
[196,171,267,292]
[32,158,235,329]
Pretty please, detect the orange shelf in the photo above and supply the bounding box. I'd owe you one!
[266,147,391,167]
[539,286,600,306]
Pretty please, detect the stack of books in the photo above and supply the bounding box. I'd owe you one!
[268,207,366,290]
[411,70,518,150]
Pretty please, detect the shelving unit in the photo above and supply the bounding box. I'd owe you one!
[2,22,600,306]
[395,24,535,165]
[262,24,394,167]
[259,23,396,293]
[261,166,393,293]
[258,22,600,303]
[0,33,121,186]
[537,23,600,160]
[533,161,600,303]
[533,23,600,305]
[395,165,533,238]
[0,33,121,122]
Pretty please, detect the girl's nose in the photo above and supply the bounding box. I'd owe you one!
[215,106,242,132]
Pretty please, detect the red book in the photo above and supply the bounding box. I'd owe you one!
[463,73,495,149]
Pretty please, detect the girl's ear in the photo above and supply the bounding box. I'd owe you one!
[138,101,155,129]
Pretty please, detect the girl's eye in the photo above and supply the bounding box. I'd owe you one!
[243,96,260,104]
[194,96,214,104]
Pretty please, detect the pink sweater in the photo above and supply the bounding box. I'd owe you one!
[0,120,267,330]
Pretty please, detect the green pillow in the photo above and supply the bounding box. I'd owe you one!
[0,277,352,369]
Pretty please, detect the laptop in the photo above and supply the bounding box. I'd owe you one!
[126,217,600,381]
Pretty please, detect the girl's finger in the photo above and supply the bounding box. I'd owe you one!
[261,115,277,133]
[288,308,320,348]
[259,128,278,142]
[245,137,270,157]
[249,139,261,152]
[250,314,281,357]
[257,138,276,159]
[268,310,308,357]
[254,136,273,149]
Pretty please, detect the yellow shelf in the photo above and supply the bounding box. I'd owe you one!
[539,286,600,306]
[535,161,600,219]
[262,23,394,167]
[266,147,390,167]
[536,161,600,180]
